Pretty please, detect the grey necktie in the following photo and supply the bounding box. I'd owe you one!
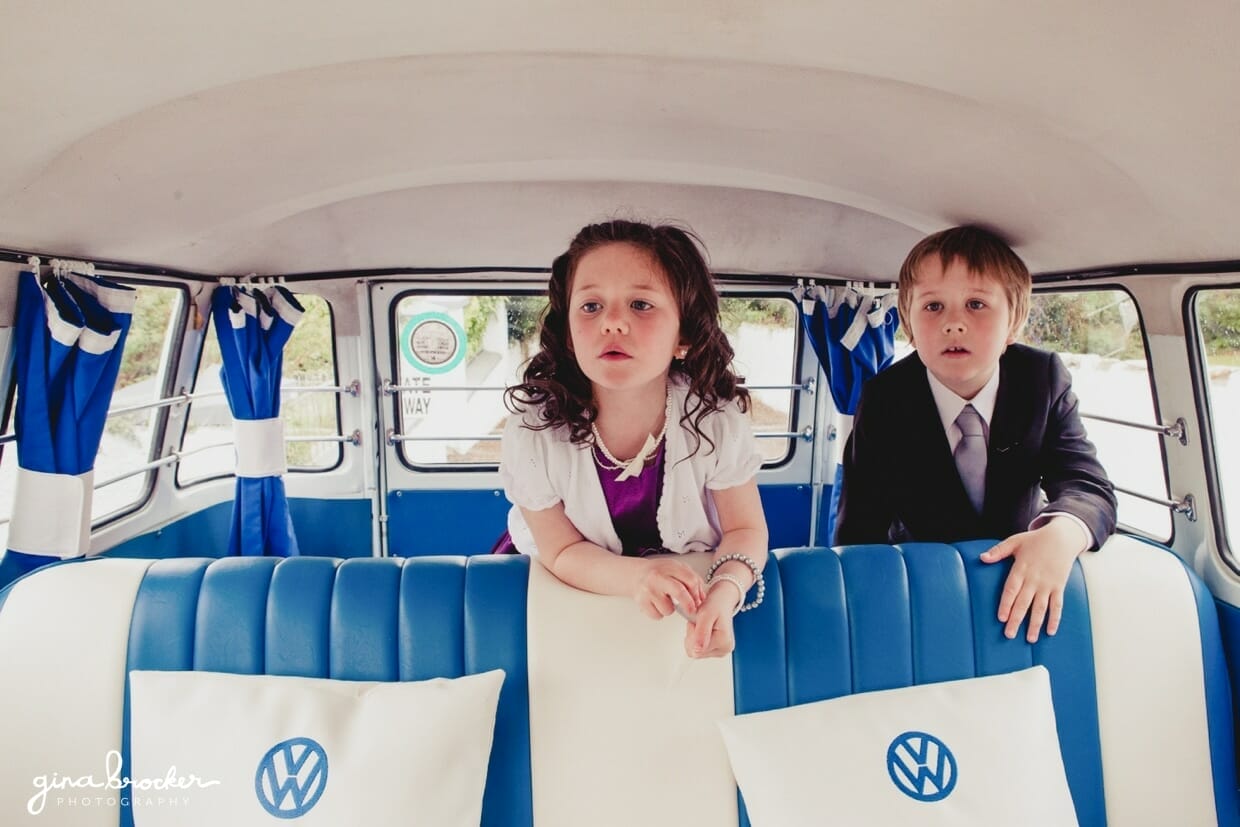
[953,404,987,513]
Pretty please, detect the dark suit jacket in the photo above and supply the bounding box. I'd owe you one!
[834,343,1117,547]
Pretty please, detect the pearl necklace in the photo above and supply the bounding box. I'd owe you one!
[590,386,675,481]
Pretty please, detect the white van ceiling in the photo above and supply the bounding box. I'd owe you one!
[2,2,1237,279]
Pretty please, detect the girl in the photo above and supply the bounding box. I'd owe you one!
[495,220,768,659]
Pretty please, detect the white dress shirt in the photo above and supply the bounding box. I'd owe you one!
[925,367,1094,548]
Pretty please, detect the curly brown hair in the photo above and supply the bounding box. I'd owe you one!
[505,220,749,456]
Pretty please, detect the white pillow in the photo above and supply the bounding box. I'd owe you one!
[128,668,504,827]
[718,665,1078,827]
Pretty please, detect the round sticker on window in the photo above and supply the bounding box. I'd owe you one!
[400,312,466,374]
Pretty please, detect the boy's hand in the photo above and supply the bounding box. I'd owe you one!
[980,518,1088,643]
[634,558,706,620]
[684,585,739,658]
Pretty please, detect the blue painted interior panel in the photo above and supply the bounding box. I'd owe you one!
[387,489,512,557]
[106,498,374,559]
[287,498,373,556]
[106,483,811,560]
[760,484,813,550]
[386,483,813,557]
[815,484,836,546]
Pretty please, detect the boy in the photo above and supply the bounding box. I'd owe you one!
[834,226,1116,643]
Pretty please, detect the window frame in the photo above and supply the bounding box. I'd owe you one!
[384,286,806,473]
[174,290,344,489]
[1185,282,1240,569]
[1027,282,1173,542]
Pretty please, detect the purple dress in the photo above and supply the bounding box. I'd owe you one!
[491,442,667,555]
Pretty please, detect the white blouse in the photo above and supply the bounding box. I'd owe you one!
[498,379,762,557]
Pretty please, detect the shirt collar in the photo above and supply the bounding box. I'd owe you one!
[926,363,1001,435]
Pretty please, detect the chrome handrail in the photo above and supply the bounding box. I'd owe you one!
[384,378,815,395]
[388,431,503,444]
[1081,413,1188,446]
[287,430,362,446]
[385,427,810,445]
[385,381,503,394]
[94,453,183,489]
[107,391,194,418]
[757,427,815,441]
[103,380,360,420]
[91,432,362,489]
[1113,484,1196,521]
[282,380,361,397]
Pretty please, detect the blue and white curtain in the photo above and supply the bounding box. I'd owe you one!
[794,282,900,544]
[0,266,136,588]
[212,284,304,556]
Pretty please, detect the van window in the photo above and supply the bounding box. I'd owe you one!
[389,292,799,467]
[0,280,185,532]
[390,293,543,466]
[94,282,187,519]
[1025,289,1171,539]
[177,293,340,485]
[720,297,799,464]
[1192,287,1240,551]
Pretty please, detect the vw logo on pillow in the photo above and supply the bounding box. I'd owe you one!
[886,731,957,802]
[255,737,329,818]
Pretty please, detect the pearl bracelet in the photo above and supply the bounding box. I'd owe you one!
[707,573,746,616]
[705,552,765,613]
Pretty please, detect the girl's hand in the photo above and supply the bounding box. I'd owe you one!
[684,582,740,658]
[634,558,705,620]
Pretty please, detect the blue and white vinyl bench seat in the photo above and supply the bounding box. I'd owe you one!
[0,536,1235,826]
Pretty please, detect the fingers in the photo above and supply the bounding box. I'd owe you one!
[1044,590,1065,638]
[663,562,705,609]
[687,607,715,656]
[980,538,1016,563]
[638,587,683,620]
[1024,591,1049,644]
[684,606,736,658]
[644,595,674,620]
[667,580,699,616]
[1003,578,1035,641]
[997,568,1022,624]
[684,624,734,659]
[637,560,705,619]
[998,568,1067,643]
[993,535,1079,642]
[689,574,706,606]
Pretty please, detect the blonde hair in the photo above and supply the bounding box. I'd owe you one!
[897,226,1031,338]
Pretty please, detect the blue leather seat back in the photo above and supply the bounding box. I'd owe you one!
[2,539,1236,827]
[732,540,1240,827]
[121,555,531,827]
